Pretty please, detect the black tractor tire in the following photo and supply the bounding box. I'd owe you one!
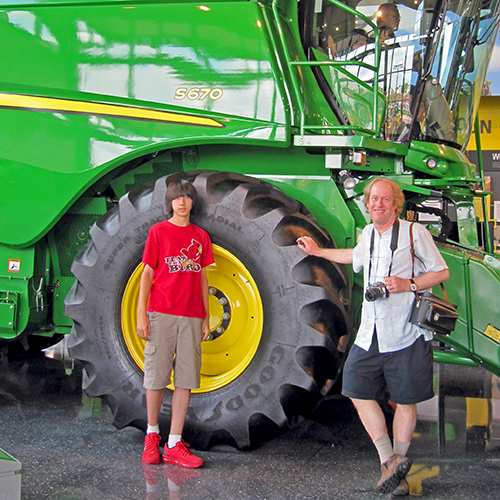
[65,170,352,449]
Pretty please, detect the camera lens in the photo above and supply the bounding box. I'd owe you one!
[365,287,382,302]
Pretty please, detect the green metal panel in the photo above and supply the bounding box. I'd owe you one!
[48,196,109,328]
[0,0,292,247]
[468,257,500,374]
[0,246,35,337]
[0,293,19,336]
[437,247,471,353]
[437,245,500,377]
[407,141,477,180]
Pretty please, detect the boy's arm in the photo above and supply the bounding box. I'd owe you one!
[136,264,154,341]
[201,268,210,341]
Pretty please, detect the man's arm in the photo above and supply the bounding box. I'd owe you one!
[384,267,449,293]
[410,268,449,291]
[200,268,210,341]
[297,236,353,264]
[136,264,154,340]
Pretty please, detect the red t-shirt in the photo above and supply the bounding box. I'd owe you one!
[142,220,214,319]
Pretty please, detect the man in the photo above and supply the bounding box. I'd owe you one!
[297,178,449,495]
[137,179,214,468]
[377,3,400,44]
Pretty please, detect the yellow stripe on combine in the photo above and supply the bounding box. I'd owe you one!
[0,92,224,128]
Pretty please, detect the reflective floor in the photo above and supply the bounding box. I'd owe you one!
[1,342,500,499]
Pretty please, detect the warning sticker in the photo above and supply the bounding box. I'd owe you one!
[483,324,500,343]
[8,259,21,273]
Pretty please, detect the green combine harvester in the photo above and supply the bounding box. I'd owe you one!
[1,0,499,449]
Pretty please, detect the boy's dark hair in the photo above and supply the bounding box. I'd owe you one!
[165,179,198,217]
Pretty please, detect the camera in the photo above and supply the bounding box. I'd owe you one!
[365,282,388,302]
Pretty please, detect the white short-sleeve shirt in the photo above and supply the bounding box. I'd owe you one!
[352,219,448,353]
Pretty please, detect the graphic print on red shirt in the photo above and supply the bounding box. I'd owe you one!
[165,239,203,273]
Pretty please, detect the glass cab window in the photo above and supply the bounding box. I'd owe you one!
[302,0,500,149]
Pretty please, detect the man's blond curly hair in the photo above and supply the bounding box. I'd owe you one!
[363,177,405,216]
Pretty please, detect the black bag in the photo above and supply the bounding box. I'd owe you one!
[409,291,458,335]
[408,223,459,335]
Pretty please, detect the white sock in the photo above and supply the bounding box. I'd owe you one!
[147,424,160,435]
[168,434,182,448]
[394,440,411,457]
[374,434,394,465]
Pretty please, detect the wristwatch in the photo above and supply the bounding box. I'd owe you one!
[409,278,418,292]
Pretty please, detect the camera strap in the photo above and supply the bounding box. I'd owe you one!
[368,218,399,282]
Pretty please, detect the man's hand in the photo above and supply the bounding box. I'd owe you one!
[136,311,151,341]
[383,276,412,294]
[297,236,354,264]
[297,236,320,256]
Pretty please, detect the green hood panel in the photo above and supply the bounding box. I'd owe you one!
[0,0,290,246]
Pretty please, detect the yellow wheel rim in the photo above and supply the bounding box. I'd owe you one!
[121,244,263,393]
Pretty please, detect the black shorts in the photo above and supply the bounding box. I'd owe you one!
[341,331,434,405]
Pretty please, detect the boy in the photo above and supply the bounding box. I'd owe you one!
[136,178,214,468]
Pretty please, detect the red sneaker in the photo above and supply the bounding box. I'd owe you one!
[163,440,203,468]
[142,433,162,464]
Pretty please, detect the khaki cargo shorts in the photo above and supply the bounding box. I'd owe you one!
[143,312,202,390]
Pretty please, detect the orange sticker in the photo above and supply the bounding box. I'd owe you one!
[8,259,21,273]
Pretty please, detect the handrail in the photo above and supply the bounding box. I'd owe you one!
[270,0,382,137]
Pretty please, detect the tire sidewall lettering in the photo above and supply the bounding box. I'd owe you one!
[103,215,164,271]
[203,213,244,235]
[200,345,286,421]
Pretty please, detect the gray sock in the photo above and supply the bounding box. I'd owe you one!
[394,440,410,457]
[374,434,394,465]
